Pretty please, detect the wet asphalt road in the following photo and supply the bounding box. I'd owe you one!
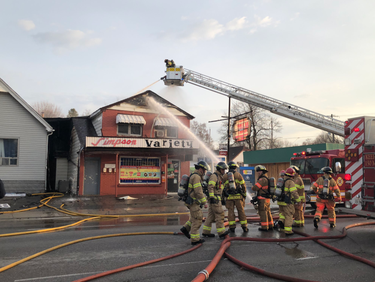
[1,208,375,282]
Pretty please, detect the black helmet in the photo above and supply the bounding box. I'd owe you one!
[255,165,268,173]
[322,166,333,174]
[290,165,300,174]
[195,161,209,171]
[216,162,228,170]
[227,161,239,170]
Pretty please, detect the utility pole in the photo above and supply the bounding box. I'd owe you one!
[227,97,231,162]
[270,118,274,149]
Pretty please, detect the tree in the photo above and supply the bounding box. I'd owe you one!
[67,108,79,117]
[190,121,214,150]
[81,109,92,116]
[32,101,64,118]
[302,131,344,145]
[218,101,282,151]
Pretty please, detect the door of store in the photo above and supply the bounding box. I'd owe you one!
[167,160,180,192]
[84,158,101,195]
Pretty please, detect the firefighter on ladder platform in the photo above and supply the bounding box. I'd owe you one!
[290,165,305,227]
[179,161,208,245]
[312,166,342,228]
[223,161,248,233]
[252,165,274,231]
[202,162,230,239]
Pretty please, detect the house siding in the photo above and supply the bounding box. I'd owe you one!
[91,114,102,136]
[67,127,81,194]
[0,92,48,193]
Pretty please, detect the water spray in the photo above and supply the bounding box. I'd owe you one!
[146,96,220,163]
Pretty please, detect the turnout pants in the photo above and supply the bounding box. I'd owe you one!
[293,203,305,226]
[225,198,247,229]
[183,203,203,243]
[278,204,295,234]
[203,203,226,235]
[258,198,273,230]
[314,199,336,225]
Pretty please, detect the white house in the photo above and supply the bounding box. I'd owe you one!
[0,78,54,194]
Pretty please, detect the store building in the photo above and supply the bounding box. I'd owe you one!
[47,91,198,196]
[0,78,54,194]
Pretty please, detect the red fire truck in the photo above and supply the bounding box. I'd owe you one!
[290,116,375,212]
[290,149,350,209]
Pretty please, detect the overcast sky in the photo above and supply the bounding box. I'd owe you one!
[1,0,375,146]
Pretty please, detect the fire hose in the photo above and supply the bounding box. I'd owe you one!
[191,220,375,282]
[1,194,374,281]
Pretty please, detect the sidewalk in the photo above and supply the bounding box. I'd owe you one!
[0,193,258,221]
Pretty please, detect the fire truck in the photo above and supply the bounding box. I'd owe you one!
[290,149,349,209]
[162,62,375,212]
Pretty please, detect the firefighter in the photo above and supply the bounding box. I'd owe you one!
[276,167,301,235]
[290,165,305,227]
[223,161,248,233]
[252,165,273,231]
[312,166,342,228]
[164,59,175,68]
[180,161,208,245]
[202,162,230,238]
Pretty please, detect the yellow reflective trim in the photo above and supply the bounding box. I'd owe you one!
[227,195,241,200]
[208,181,216,185]
[193,183,201,188]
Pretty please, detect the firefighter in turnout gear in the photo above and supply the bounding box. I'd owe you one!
[276,167,301,235]
[180,161,208,245]
[202,162,230,238]
[290,165,305,227]
[312,166,342,228]
[223,161,248,233]
[252,165,274,231]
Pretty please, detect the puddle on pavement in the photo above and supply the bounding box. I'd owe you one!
[279,243,317,260]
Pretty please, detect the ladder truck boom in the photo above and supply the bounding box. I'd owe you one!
[162,62,345,137]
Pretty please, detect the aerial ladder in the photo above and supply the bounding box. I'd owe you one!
[161,61,345,137]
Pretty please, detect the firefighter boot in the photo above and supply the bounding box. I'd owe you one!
[219,230,230,239]
[191,239,205,246]
[277,221,284,230]
[202,233,215,238]
[330,223,336,228]
[229,228,236,233]
[314,218,319,229]
[180,227,190,239]
[258,227,268,232]
[242,226,249,233]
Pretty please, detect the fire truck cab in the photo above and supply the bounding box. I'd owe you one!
[290,149,349,208]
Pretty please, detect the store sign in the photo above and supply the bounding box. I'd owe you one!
[86,137,197,149]
[233,118,250,142]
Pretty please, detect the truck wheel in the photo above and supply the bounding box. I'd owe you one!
[310,202,316,209]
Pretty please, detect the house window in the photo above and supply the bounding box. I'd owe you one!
[0,138,18,166]
[119,157,161,184]
[154,127,178,138]
[166,127,178,138]
[118,123,142,136]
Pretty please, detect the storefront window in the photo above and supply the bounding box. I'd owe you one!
[120,157,160,184]
[0,138,18,166]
